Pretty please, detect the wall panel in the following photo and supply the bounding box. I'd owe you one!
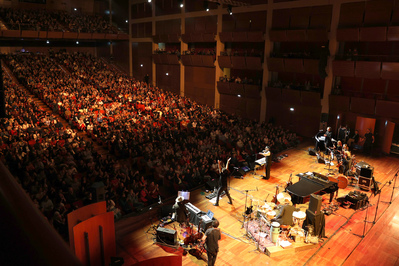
[185,66,215,107]
[351,97,375,115]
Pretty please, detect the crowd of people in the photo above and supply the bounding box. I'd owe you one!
[0,7,119,33]
[219,75,259,85]
[1,49,299,239]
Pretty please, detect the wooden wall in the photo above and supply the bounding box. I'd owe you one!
[156,64,180,95]
[132,42,153,82]
[184,66,215,107]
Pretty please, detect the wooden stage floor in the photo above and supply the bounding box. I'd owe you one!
[115,142,399,266]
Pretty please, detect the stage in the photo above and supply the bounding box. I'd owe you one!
[115,142,399,265]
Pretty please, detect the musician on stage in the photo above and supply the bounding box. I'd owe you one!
[202,220,221,266]
[273,199,298,226]
[341,150,353,175]
[324,127,334,149]
[172,195,188,227]
[261,146,272,180]
[214,158,233,206]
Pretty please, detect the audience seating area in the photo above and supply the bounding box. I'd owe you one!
[0,7,119,34]
[1,49,299,240]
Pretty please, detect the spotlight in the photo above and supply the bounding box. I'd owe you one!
[140,64,143,67]
[237,94,241,98]
[148,0,151,2]
[125,19,128,23]
[227,5,232,15]
[74,8,77,11]
[290,107,294,111]
[204,1,209,11]
[337,115,340,119]
[166,73,169,76]
[76,41,79,44]
[179,0,183,8]
[46,40,49,44]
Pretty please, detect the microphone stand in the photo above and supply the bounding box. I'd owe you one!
[372,181,389,224]
[389,168,399,204]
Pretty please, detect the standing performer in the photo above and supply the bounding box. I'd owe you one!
[261,146,272,180]
[172,195,188,226]
[214,158,233,206]
[202,220,221,266]
[324,127,334,149]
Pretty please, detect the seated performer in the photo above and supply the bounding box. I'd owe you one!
[273,199,298,226]
[341,151,352,175]
[172,195,188,226]
[214,158,233,206]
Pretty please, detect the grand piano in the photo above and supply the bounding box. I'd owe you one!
[286,172,338,204]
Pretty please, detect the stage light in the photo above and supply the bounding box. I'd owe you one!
[166,73,169,76]
[385,120,388,126]
[140,64,143,67]
[227,5,232,15]
[337,115,340,119]
[179,0,183,8]
[46,40,49,44]
[76,41,79,44]
[237,94,241,97]
[204,1,209,11]
[148,0,151,2]
[74,8,77,11]
[290,107,294,111]
[125,20,128,23]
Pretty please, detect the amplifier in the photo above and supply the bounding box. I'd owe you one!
[356,161,374,178]
[156,227,177,245]
[358,176,372,191]
[345,191,368,210]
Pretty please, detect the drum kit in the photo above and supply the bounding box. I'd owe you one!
[245,191,312,245]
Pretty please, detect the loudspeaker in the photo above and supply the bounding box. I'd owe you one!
[308,194,322,214]
[156,227,177,245]
[308,148,317,156]
[358,176,372,190]
[360,167,373,179]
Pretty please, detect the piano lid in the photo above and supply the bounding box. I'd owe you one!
[287,172,336,197]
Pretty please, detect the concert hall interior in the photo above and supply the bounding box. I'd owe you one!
[1,0,399,265]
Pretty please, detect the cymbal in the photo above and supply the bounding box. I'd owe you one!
[277,192,291,204]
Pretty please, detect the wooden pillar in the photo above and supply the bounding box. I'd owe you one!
[214,5,225,109]
[322,1,341,114]
[261,1,273,122]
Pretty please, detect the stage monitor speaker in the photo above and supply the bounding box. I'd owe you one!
[309,194,322,214]
[308,148,317,156]
[358,176,372,190]
[156,227,177,246]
